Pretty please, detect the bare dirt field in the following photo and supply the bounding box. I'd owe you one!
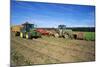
[11,32,95,66]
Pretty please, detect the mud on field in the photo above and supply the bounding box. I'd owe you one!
[11,32,95,66]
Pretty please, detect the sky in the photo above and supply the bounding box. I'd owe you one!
[11,1,95,28]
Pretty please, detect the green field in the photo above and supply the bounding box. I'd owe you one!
[84,32,95,41]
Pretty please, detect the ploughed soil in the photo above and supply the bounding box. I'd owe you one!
[11,32,95,66]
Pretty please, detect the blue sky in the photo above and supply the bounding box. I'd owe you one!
[11,1,95,28]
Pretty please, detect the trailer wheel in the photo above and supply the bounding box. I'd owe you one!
[20,32,24,38]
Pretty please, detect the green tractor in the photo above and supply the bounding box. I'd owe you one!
[15,22,41,39]
[55,25,73,39]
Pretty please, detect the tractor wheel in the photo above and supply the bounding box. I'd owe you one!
[64,34,69,39]
[54,33,59,38]
[20,32,24,38]
[15,32,20,36]
[25,33,32,39]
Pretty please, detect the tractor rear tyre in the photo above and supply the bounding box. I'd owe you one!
[25,33,32,39]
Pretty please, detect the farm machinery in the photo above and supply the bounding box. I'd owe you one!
[54,25,73,39]
[36,28,50,36]
[15,22,41,39]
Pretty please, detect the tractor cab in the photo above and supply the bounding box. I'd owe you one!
[21,22,36,32]
[58,25,66,29]
[58,25,66,37]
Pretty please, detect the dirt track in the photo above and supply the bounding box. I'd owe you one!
[11,32,95,66]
